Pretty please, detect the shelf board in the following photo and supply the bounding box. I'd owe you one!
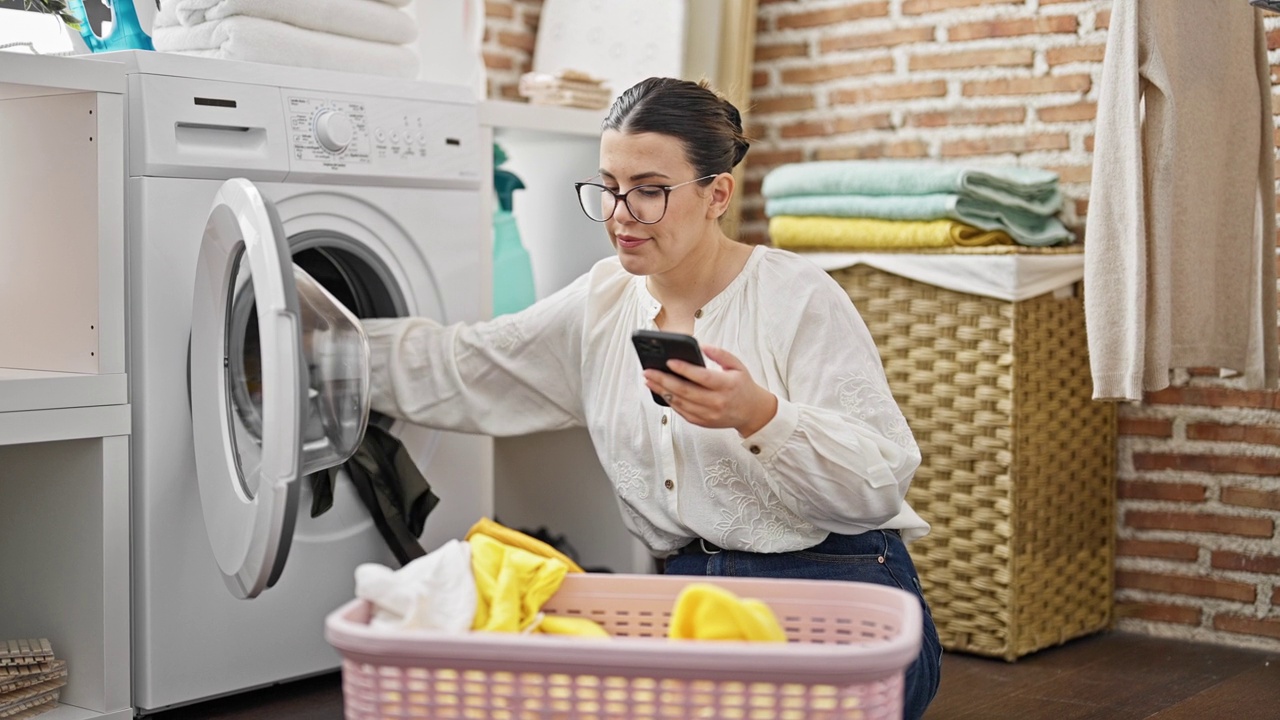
[30,704,132,720]
[0,53,124,100]
[0,404,130,446]
[0,369,126,414]
[479,99,605,138]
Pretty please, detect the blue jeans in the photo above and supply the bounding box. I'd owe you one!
[664,530,942,720]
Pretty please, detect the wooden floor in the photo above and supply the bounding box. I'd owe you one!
[926,632,1280,719]
[142,631,1280,719]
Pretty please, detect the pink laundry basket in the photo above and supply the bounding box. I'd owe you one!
[325,573,922,720]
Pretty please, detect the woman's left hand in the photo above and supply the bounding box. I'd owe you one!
[644,345,778,437]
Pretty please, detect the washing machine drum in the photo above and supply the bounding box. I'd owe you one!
[190,178,372,599]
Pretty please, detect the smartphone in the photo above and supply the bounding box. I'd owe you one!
[631,330,706,406]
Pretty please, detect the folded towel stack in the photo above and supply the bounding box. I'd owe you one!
[763,160,1076,250]
[518,70,612,110]
[152,0,420,78]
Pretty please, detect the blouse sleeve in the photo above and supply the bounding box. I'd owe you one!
[361,272,590,436]
[742,271,922,532]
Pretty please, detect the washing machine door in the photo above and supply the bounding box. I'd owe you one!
[189,176,304,597]
[191,179,373,599]
[190,178,307,600]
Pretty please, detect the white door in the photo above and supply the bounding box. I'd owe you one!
[190,178,305,600]
[188,179,373,600]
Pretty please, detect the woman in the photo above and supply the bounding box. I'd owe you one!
[363,77,941,718]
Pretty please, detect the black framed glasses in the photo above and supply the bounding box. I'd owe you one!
[574,174,718,224]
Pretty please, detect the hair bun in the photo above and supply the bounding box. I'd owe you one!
[726,103,744,133]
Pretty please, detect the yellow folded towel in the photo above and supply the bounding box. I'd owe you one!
[668,583,787,643]
[769,215,1013,250]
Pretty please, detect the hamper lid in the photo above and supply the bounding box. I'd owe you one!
[804,247,1084,302]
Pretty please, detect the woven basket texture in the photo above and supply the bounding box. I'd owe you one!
[828,262,1115,660]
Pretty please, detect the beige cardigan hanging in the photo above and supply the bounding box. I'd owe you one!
[1084,0,1279,401]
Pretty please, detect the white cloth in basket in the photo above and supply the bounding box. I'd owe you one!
[162,0,417,45]
[152,10,419,78]
[355,539,476,632]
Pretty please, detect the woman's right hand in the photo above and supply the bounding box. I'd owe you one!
[644,345,778,437]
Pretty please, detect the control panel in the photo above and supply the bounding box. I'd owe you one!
[283,90,480,187]
[128,72,481,187]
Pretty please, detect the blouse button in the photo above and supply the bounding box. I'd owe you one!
[664,479,675,490]
[694,309,703,319]
[661,415,668,425]
[749,445,761,455]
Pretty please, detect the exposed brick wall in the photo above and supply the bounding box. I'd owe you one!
[481,0,543,101]
[1113,378,1280,650]
[482,0,1280,653]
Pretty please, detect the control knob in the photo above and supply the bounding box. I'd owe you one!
[314,110,354,154]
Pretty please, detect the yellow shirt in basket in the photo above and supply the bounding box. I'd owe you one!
[468,532,566,633]
[668,583,787,643]
[465,517,584,573]
[466,519,606,637]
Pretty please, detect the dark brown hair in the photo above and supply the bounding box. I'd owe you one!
[602,77,750,180]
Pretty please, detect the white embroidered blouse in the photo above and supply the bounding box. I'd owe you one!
[362,245,928,556]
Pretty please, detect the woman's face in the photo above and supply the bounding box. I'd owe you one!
[597,129,717,278]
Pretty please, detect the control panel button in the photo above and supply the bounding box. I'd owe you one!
[315,110,354,154]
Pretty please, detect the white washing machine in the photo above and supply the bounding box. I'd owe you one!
[102,52,493,713]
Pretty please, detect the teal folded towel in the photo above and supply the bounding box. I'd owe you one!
[764,194,1075,247]
[761,161,1063,216]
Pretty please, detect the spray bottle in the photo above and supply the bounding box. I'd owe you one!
[492,144,536,317]
[66,0,155,52]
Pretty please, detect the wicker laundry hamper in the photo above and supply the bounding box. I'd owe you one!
[826,246,1115,660]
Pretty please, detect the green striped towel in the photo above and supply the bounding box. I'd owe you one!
[762,161,1063,216]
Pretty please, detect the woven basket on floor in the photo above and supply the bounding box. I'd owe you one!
[827,251,1115,661]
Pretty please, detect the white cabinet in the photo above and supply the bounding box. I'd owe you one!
[0,438,131,720]
[480,100,653,574]
[0,53,132,720]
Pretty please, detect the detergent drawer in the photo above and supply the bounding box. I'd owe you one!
[128,72,289,182]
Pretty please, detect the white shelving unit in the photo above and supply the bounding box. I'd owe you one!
[0,53,133,720]
[479,99,605,138]
[480,100,654,575]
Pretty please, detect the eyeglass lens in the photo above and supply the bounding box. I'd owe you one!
[577,184,669,224]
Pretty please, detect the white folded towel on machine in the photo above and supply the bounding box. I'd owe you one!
[165,0,417,45]
[152,12,420,78]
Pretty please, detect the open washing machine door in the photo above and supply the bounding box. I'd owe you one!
[190,178,372,599]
